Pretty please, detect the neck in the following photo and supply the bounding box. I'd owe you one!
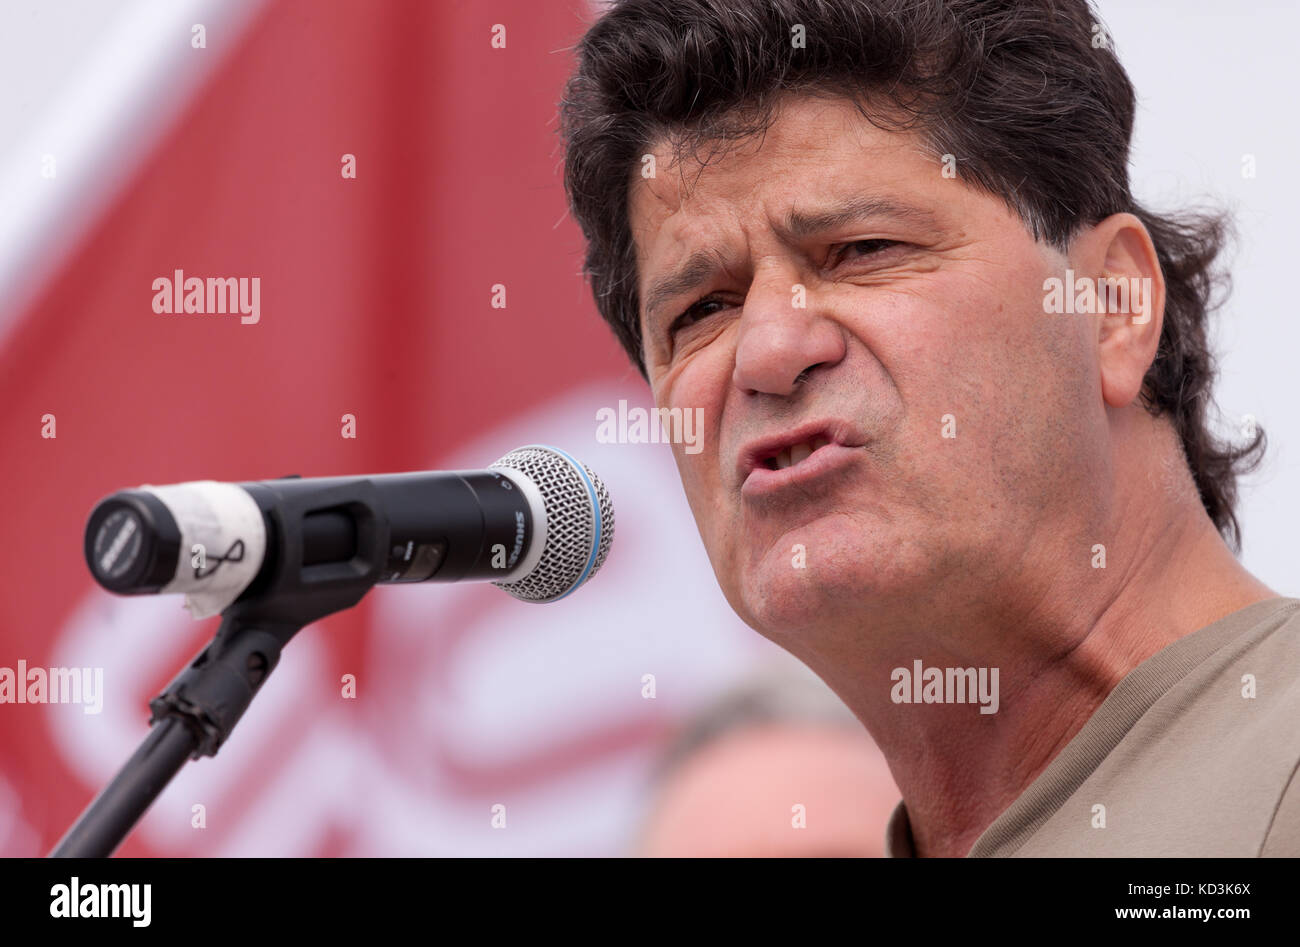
[809,489,1275,858]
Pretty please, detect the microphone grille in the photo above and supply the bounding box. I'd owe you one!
[489,445,614,603]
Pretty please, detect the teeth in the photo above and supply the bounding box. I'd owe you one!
[772,439,826,471]
[765,436,835,471]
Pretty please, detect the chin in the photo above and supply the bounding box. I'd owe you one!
[734,527,898,639]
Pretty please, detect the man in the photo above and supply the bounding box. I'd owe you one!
[560,0,1299,856]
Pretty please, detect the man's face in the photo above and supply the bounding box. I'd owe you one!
[629,94,1110,663]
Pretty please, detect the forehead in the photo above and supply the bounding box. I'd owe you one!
[629,94,931,248]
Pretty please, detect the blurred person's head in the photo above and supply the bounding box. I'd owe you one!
[635,665,900,857]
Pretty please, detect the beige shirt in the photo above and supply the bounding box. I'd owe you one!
[886,596,1300,857]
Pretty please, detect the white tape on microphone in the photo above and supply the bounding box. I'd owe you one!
[142,480,267,619]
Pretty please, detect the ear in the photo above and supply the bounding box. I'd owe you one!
[1070,213,1166,409]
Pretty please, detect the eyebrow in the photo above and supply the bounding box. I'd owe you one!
[642,248,731,328]
[781,195,940,240]
[640,195,941,327]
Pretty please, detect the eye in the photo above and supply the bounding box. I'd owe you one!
[831,239,903,266]
[668,296,729,337]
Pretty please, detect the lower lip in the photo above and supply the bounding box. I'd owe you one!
[741,443,865,499]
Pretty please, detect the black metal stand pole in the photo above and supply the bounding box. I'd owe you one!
[48,719,196,858]
[49,615,297,857]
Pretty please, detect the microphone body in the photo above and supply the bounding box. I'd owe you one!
[84,446,611,614]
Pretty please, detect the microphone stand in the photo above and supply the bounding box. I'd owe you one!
[50,480,385,857]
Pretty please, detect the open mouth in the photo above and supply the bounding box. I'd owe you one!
[739,422,868,492]
[761,435,834,471]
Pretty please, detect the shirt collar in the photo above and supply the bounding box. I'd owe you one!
[884,799,916,858]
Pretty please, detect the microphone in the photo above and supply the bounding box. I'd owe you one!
[83,445,614,616]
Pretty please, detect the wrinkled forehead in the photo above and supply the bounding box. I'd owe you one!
[626,94,955,308]
[630,92,927,215]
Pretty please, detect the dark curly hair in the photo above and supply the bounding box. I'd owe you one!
[560,0,1265,551]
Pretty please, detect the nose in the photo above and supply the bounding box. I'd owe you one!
[732,276,846,396]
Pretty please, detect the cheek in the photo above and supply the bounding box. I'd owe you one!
[841,264,1075,499]
[875,262,1055,408]
[897,265,1097,507]
[656,340,732,461]
[654,345,736,537]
